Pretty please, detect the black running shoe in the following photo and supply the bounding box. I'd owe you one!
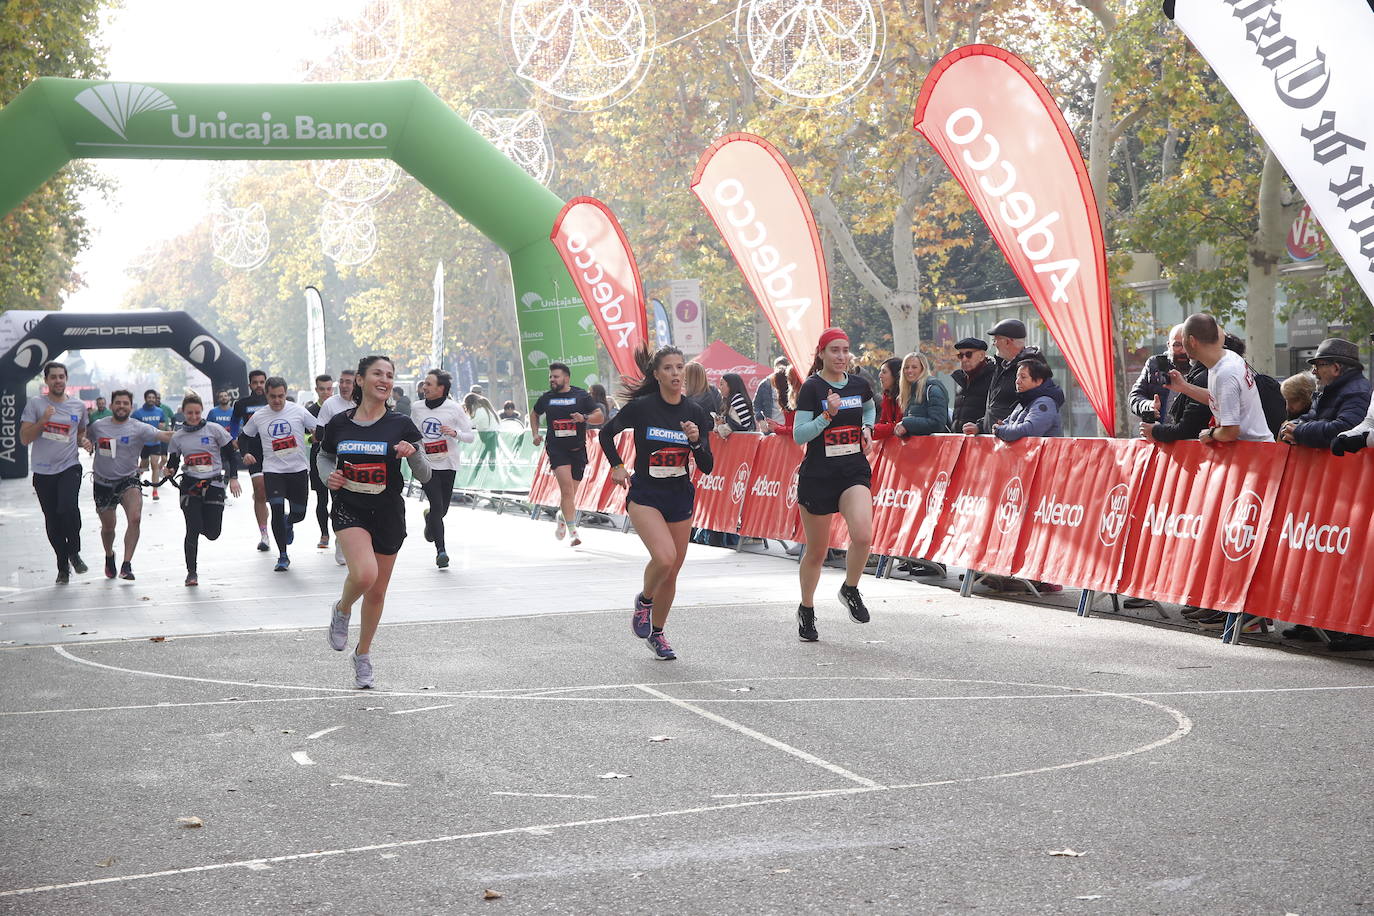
[104,554,117,579]
[797,604,819,642]
[70,554,88,575]
[120,561,135,581]
[55,568,70,585]
[839,584,869,623]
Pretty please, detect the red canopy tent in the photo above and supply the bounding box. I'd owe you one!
[693,340,773,395]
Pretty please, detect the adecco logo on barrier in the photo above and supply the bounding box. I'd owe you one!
[1220,489,1265,562]
[994,475,1025,535]
[1278,512,1352,555]
[926,470,950,515]
[730,463,751,504]
[1098,483,1130,547]
[698,470,726,493]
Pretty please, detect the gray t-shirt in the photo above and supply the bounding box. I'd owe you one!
[22,395,87,475]
[88,417,161,483]
[169,422,234,480]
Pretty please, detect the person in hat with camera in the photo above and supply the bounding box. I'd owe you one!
[951,338,992,430]
[1288,338,1373,451]
[961,318,1042,435]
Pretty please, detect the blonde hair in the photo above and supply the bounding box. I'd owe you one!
[897,352,934,407]
[684,361,709,398]
[1281,372,1316,407]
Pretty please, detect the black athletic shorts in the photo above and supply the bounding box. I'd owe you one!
[141,443,168,457]
[93,476,141,512]
[627,479,695,524]
[549,450,587,482]
[797,471,871,517]
[179,477,226,507]
[332,498,406,556]
[264,470,310,506]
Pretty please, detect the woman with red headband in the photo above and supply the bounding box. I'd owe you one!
[791,327,876,641]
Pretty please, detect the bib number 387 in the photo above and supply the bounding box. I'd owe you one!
[648,447,689,478]
[342,461,387,495]
[823,425,862,458]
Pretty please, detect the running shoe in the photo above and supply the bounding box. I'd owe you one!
[646,631,676,660]
[185,573,198,587]
[352,651,374,688]
[256,537,271,552]
[328,601,349,651]
[569,527,582,547]
[436,551,449,569]
[317,535,330,549]
[70,554,88,575]
[838,584,870,623]
[423,508,433,542]
[152,487,160,501]
[797,604,819,642]
[286,520,295,546]
[104,554,117,579]
[632,593,653,639]
[335,540,346,566]
[274,555,290,572]
[55,568,70,585]
[1196,612,1228,631]
[120,561,135,581]
[555,513,567,540]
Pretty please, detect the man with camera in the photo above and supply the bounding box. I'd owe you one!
[1131,325,1191,424]
[1282,338,1371,450]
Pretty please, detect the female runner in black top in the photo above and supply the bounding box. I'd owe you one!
[598,346,714,660]
[792,327,877,642]
[317,355,431,688]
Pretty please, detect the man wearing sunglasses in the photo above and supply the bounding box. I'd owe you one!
[1287,338,1371,451]
[950,338,993,432]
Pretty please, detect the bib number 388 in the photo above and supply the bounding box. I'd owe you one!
[823,425,862,458]
[342,461,387,495]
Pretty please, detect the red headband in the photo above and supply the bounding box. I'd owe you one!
[816,327,849,352]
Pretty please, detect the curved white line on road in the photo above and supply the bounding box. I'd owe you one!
[306,726,345,740]
[290,752,315,766]
[338,774,407,788]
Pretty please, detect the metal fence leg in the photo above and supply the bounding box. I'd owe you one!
[1222,612,1242,645]
[1077,589,1093,618]
[960,570,975,598]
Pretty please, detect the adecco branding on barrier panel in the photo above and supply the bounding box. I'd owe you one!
[601,434,636,516]
[1117,441,1288,613]
[738,434,803,541]
[1246,447,1374,635]
[870,435,966,559]
[575,432,614,513]
[931,437,1044,574]
[1012,439,1155,593]
[692,433,760,533]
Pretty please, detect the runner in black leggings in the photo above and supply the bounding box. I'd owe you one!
[410,368,473,568]
[165,394,240,586]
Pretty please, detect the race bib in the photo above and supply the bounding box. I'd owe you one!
[423,439,448,455]
[41,421,71,442]
[97,437,115,458]
[823,425,862,458]
[271,435,299,452]
[341,461,387,495]
[552,418,578,438]
[185,451,213,468]
[648,446,689,478]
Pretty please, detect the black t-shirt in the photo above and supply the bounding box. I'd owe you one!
[534,386,598,454]
[796,373,873,478]
[318,408,422,510]
[232,392,268,459]
[598,392,714,488]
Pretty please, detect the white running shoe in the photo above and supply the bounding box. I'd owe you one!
[334,540,346,566]
[555,513,566,540]
[569,527,581,547]
[328,601,349,652]
[352,651,373,689]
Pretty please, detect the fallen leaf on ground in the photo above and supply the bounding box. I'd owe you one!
[483,889,502,900]
[96,857,115,868]
[177,816,203,828]
[1048,849,1086,857]
[281,729,294,734]
[59,624,72,628]
[597,772,631,779]
[140,597,150,602]
[149,636,166,643]
[647,736,674,743]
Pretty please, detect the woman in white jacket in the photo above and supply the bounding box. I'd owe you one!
[412,369,474,568]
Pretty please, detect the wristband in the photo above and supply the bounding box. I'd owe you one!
[612,463,626,470]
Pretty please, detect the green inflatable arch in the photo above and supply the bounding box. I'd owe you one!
[0,77,598,387]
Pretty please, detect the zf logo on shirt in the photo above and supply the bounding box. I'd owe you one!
[421,418,444,438]
[269,418,298,452]
[420,418,448,454]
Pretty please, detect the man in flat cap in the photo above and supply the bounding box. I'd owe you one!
[962,318,1042,435]
[1283,338,1372,450]
[950,337,993,431]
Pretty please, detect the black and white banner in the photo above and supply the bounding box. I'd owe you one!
[1168,0,1374,304]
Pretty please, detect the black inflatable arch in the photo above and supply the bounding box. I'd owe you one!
[0,311,247,479]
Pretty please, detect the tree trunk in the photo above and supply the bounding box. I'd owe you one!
[1247,149,1289,376]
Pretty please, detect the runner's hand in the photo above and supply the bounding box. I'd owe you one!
[863,427,873,449]
[395,440,416,458]
[81,438,94,454]
[42,404,55,422]
[825,391,842,416]
[229,478,242,498]
[532,432,542,446]
[242,453,257,466]
[439,425,456,437]
[570,412,586,423]
[326,470,345,490]
[681,420,700,442]
[611,466,630,488]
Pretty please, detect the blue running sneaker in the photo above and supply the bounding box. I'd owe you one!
[632,593,653,639]
[274,555,290,572]
[646,630,676,660]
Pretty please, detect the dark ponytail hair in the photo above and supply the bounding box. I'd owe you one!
[721,372,748,405]
[620,345,684,401]
[352,355,394,405]
[881,357,902,398]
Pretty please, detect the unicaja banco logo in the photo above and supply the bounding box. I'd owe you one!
[1219,489,1265,562]
[75,83,176,140]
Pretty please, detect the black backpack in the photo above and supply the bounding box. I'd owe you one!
[1249,367,1287,438]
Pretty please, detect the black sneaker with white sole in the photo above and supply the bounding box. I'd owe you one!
[797,604,819,642]
[838,584,869,623]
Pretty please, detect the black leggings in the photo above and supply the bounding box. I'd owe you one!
[265,471,310,554]
[309,457,330,539]
[180,483,225,573]
[422,469,457,552]
[33,465,83,568]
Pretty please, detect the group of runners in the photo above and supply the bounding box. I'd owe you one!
[21,326,876,681]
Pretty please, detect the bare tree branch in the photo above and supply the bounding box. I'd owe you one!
[813,194,893,305]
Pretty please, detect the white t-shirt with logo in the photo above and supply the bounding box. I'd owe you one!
[410,399,475,473]
[1207,350,1273,442]
[242,402,317,473]
[316,393,354,429]
[22,395,87,474]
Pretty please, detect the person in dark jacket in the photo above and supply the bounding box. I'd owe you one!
[896,352,949,435]
[963,319,1042,434]
[1129,324,1190,421]
[1141,359,1211,443]
[951,337,993,430]
[1281,338,1371,449]
[994,360,1063,441]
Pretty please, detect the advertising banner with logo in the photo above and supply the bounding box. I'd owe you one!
[690,133,830,371]
[1011,438,1155,592]
[930,436,1045,574]
[1117,441,1288,613]
[1245,448,1374,635]
[692,432,761,533]
[602,432,636,516]
[304,286,327,382]
[914,46,1115,434]
[526,450,559,507]
[651,299,673,346]
[737,433,803,541]
[575,431,614,512]
[667,280,706,357]
[550,197,650,381]
[870,435,967,559]
[1166,0,1374,306]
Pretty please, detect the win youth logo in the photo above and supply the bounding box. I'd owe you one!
[1219,489,1265,562]
[926,471,950,515]
[1098,483,1130,547]
[730,463,751,504]
[75,83,176,140]
[994,475,1025,535]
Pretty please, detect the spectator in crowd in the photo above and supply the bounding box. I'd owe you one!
[469,384,483,396]
[90,396,111,422]
[684,361,722,416]
[1280,372,1316,420]
[1331,396,1374,456]
[392,385,412,416]
[1130,324,1191,421]
[1280,338,1371,449]
[951,337,992,430]
[498,400,524,424]
[716,373,756,434]
[994,360,1063,442]
[588,383,615,428]
[962,319,1041,434]
[763,366,802,436]
[753,356,788,422]
[871,358,904,440]
[1167,313,1273,445]
[896,352,950,436]
[463,392,501,472]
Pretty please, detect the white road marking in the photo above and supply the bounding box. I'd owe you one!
[711,789,856,798]
[389,704,454,716]
[491,792,597,799]
[306,726,345,740]
[244,863,271,871]
[633,684,883,790]
[291,752,315,767]
[338,775,408,788]
[0,695,362,717]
